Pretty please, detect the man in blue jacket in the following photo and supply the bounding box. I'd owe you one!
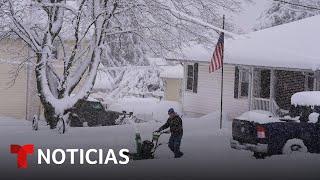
[156,108,184,158]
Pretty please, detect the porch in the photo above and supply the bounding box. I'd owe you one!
[243,67,320,116]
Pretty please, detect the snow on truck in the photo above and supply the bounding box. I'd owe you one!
[231,91,320,159]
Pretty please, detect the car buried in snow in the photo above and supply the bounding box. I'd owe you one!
[68,98,122,127]
[230,91,320,159]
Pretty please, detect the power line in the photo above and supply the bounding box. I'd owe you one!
[273,0,320,11]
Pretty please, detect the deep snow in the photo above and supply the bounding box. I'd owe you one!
[1,99,320,179]
[108,97,182,122]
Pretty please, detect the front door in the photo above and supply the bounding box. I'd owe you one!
[253,68,270,99]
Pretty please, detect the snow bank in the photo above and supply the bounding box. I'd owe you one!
[184,111,232,137]
[236,110,281,124]
[1,107,320,179]
[0,116,30,126]
[160,65,183,79]
[291,91,320,106]
[108,97,182,122]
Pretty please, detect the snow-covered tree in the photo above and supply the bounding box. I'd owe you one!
[256,0,320,30]
[0,0,247,130]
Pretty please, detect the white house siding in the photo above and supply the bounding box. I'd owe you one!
[0,39,41,120]
[163,78,182,102]
[0,39,91,120]
[0,63,27,119]
[183,64,249,120]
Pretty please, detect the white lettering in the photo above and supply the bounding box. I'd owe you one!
[66,149,78,164]
[52,149,66,165]
[36,148,130,165]
[98,149,103,164]
[118,149,130,164]
[79,149,84,164]
[85,149,97,164]
[37,149,50,164]
[104,149,118,164]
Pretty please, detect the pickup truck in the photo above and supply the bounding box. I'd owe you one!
[231,91,320,159]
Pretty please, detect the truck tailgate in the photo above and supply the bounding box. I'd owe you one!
[232,119,258,144]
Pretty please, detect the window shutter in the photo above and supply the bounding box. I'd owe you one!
[193,63,198,93]
[234,66,239,98]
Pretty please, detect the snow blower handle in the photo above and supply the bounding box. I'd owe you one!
[153,130,170,135]
[161,130,170,134]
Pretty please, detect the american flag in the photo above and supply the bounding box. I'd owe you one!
[209,32,224,73]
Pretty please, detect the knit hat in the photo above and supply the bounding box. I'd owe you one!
[168,108,175,114]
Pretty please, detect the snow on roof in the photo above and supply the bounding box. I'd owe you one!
[291,91,320,106]
[225,15,320,70]
[165,43,212,63]
[160,65,183,79]
[93,70,114,90]
[93,64,114,90]
[148,57,168,66]
[167,15,320,70]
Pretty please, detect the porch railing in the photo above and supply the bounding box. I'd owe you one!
[252,98,282,116]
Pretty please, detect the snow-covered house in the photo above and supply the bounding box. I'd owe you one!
[160,64,183,102]
[166,15,320,120]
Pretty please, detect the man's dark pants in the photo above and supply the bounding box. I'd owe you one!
[168,134,183,157]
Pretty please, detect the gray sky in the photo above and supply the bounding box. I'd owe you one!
[233,0,271,33]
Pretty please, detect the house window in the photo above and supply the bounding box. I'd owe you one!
[234,66,249,98]
[305,72,314,91]
[186,63,198,93]
[239,71,249,97]
[186,65,194,91]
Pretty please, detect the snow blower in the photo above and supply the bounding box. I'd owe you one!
[125,130,170,160]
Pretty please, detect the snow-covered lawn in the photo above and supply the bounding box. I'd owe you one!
[1,99,320,179]
[108,97,182,122]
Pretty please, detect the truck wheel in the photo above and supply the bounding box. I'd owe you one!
[282,139,308,154]
[253,152,266,159]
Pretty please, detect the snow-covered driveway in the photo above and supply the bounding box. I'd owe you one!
[1,113,320,180]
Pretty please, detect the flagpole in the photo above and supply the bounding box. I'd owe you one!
[219,15,225,129]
